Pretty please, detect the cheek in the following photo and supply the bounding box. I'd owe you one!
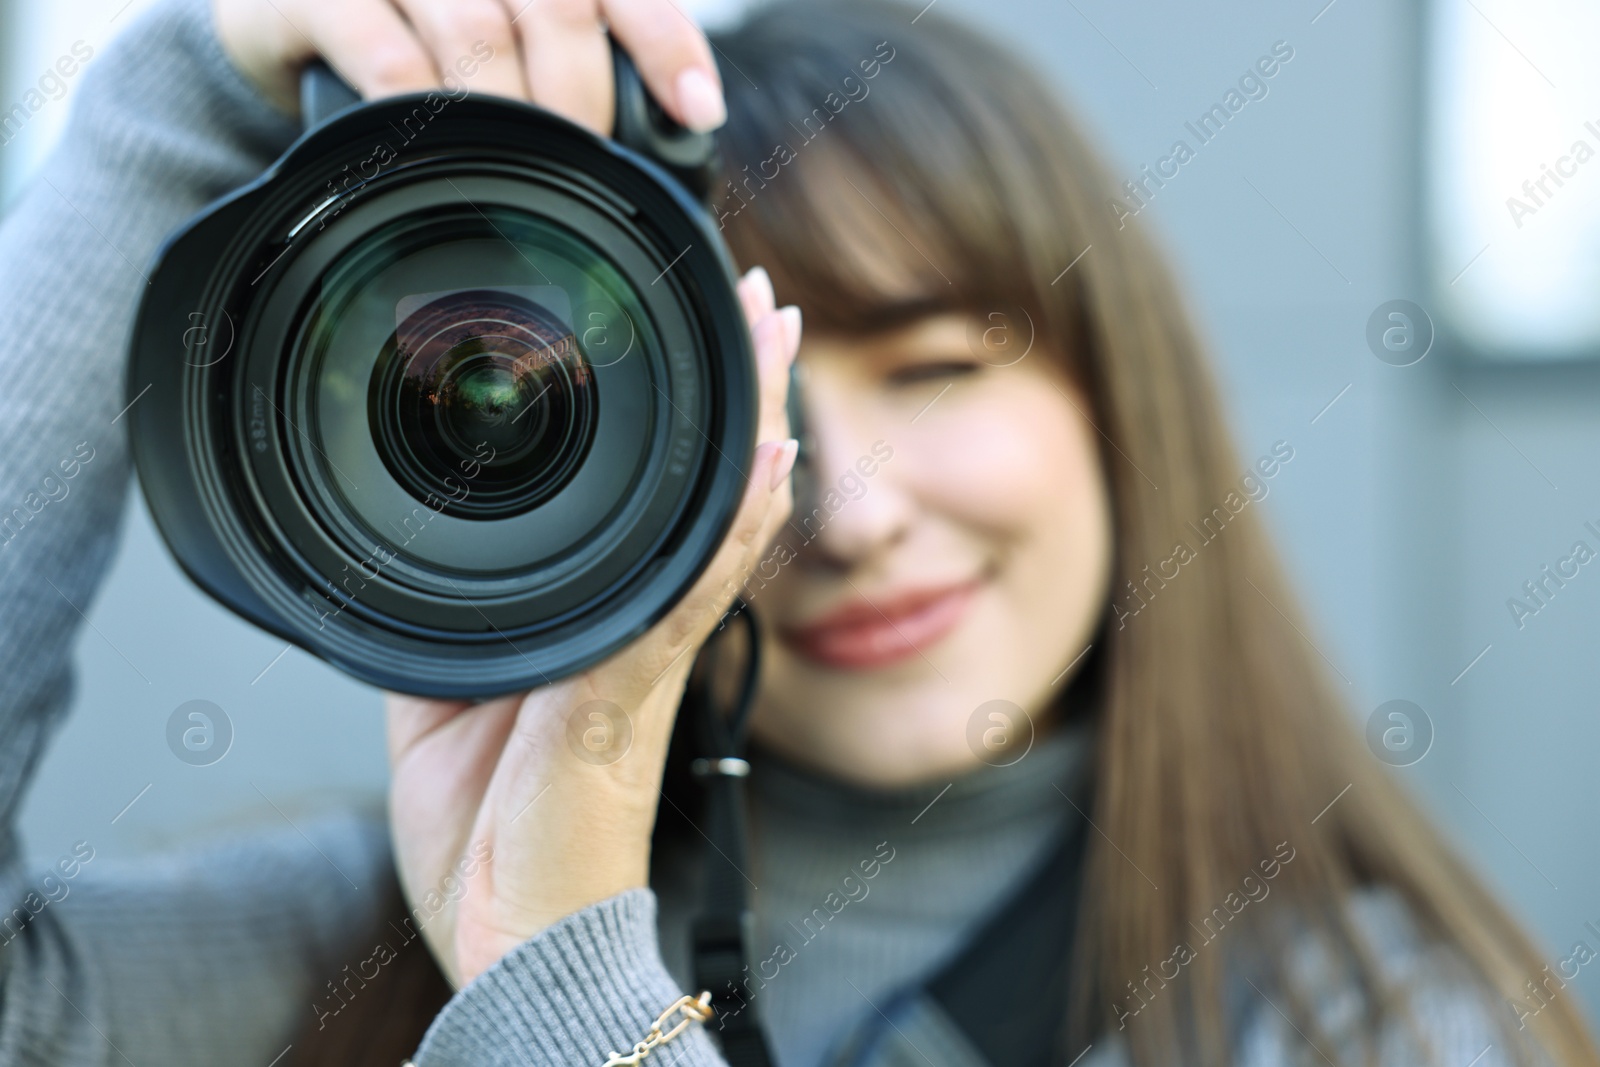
[913,376,1114,647]
[913,378,1108,542]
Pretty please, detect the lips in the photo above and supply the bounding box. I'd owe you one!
[780,579,983,671]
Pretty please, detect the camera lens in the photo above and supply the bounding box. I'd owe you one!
[370,288,599,519]
[128,93,757,697]
[284,202,664,574]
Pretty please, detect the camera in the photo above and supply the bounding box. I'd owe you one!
[127,54,774,698]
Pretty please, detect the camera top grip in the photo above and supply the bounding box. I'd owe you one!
[297,45,717,200]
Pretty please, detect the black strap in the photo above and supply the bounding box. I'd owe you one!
[918,647,1104,1067]
[922,801,1090,1067]
[840,644,1107,1067]
[689,602,776,1067]
[608,44,718,199]
[299,61,361,127]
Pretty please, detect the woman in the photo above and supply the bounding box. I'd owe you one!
[0,0,1590,1064]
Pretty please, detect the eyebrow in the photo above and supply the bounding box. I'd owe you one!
[856,296,963,335]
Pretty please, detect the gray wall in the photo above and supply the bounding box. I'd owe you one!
[10,0,1600,1031]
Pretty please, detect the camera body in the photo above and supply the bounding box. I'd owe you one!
[128,66,759,698]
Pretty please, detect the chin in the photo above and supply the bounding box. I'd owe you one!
[756,584,1045,781]
[754,634,1018,788]
[754,701,985,788]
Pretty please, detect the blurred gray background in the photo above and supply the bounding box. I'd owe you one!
[5,0,1599,1029]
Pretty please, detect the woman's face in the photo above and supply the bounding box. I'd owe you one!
[748,312,1115,787]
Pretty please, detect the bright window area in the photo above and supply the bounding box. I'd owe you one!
[1429,0,1600,358]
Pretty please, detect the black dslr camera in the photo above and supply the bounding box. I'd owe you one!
[127,53,787,698]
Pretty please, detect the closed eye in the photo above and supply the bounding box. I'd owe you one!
[888,360,982,385]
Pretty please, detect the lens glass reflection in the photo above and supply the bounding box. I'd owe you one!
[292,207,650,531]
[372,287,598,518]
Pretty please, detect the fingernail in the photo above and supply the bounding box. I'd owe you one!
[675,67,727,133]
[750,265,773,305]
[770,439,799,491]
[779,306,802,364]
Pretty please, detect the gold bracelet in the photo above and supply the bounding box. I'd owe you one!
[397,990,713,1067]
[600,991,714,1067]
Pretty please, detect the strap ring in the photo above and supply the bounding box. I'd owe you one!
[691,756,751,779]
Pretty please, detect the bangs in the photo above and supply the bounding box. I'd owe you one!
[719,142,956,334]
[709,1,1088,343]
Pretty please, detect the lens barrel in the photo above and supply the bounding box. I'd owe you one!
[127,90,755,697]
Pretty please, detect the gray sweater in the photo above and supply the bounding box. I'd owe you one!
[0,1,1541,1065]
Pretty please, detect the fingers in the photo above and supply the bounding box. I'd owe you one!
[737,266,775,329]
[750,303,800,563]
[301,0,440,99]
[738,266,799,448]
[277,0,722,139]
[511,0,615,135]
[393,0,528,99]
[753,305,800,447]
[384,692,471,762]
[599,0,725,132]
[653,437,793,661]
[640,272,799,675]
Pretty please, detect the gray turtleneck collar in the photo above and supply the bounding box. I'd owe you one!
[726,718,1095,1067]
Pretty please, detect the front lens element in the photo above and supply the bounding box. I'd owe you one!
[370,289,598,519]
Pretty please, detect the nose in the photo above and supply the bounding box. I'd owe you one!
[787,369,914,571]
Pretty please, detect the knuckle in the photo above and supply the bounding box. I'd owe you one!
[616,11,706,73]
[653,19,710,67]
[365,43,435,93]
[527,0,601,31]
[443,2,513,48]
[732,504,766,553]
[761,379,791,417]
[661,597,713,653]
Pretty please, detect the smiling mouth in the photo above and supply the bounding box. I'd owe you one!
[779,579,984,671]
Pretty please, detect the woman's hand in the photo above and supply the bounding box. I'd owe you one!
[386,268,799,987]
[212,0,768,988]
[212,0,728,135]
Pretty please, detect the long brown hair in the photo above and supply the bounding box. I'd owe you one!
[705,2,1597,1064]
[296,3,1600,1065]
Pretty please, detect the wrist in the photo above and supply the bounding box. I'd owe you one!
[412,889,723,1067]
[210,0,305,116]
[455,855,651,984]
[454,773,660,983]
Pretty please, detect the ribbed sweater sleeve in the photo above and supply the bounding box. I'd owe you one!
[0,0,393,1063]
[413,888,728,1067]
[0,2,730,1063]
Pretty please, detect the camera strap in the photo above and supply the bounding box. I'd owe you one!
[688,602,777,1067]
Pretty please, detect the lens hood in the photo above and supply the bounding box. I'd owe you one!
[127,75,756,698]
